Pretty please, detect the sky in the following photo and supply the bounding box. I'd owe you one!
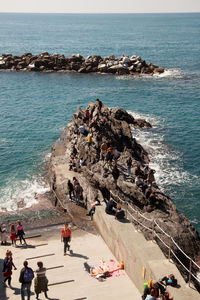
[0,0,200,13]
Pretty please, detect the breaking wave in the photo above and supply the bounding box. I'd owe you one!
[128,111,198,193]
[0,175,49,212]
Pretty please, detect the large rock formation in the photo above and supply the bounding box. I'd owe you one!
[48,100,200,287]
[0,52,164,75]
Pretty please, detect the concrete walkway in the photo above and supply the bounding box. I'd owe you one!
[0,225,141,300]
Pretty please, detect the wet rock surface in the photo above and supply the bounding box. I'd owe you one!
[0,52,165,75]
[48,100,200,287]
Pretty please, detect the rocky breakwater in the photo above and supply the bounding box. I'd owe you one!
[48,100,200,287]
[0,52,165,75]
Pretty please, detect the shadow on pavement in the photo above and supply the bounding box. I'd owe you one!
[68,251,89,259]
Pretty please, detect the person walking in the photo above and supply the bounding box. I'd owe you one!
[34,261,48,299]
[17,220,27,245]
[19,261,34,300]
[2,250,17,287]
[61,223,72,255]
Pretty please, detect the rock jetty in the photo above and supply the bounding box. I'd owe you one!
[48,100,200,287]
[0,52,165,75]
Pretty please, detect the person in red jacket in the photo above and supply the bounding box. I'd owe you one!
[61,223,72,255]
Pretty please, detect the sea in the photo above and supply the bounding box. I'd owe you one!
[0,13,199,232]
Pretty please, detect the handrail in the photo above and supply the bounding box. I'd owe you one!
[52,185,200,285]
[109,190,200,285]
[154,220,171,238]
[52,189,68,210]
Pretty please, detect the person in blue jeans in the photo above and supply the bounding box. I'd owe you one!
[19,261,34,300]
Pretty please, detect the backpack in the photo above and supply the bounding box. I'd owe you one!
[24,268,34,282]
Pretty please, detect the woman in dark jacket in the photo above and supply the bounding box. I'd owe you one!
[2,250,17,286]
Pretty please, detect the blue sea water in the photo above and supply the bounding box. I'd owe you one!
[0,13,199,231]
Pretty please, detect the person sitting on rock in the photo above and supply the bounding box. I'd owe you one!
[145,185,152,200]
[79,158,87,167]
[147,169,156,185]
[135,176,144,188]
[142,179,148,193]
[149,191,158,207]
[143,164,150,179]
[86,204,96,220]
[105,149,113,167]
[96,98,103,111]
[105,199,116,215]
[115,205,125,220]
[72,145,78,157]
[113,147,120,161]
[135,163,144,178]
[83,109,90,124]
[78,124,87,136]
[100,141,107,160]
[87,134,93,146]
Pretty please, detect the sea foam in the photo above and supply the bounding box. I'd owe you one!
[0,174,49,212]
[128,111,197,193]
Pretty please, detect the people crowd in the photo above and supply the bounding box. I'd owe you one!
[0,100,177,299]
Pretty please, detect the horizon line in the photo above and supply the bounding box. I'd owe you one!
[0,11,200,14]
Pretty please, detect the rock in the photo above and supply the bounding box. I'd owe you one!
[154,67,165,74]
[0,52,165,76]
[122,56,131,64]
[48,100,200,286]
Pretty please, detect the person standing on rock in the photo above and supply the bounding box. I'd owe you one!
[112,165,120,186]
[19,260,34,300]
[74,182,83,205]
[67,179,74,200]
[61,223,72,255]
[126,157,132,175]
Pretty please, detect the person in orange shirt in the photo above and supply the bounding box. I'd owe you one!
[61,223,71,256]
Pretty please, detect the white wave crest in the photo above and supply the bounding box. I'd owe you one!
[153,68,183,78]
[129,110,198,191]
[0,176,49,212]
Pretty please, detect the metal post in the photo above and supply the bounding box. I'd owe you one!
[168,236,171,261]
[137,211,139,230]
[188,259,192,287]
[168,246,171,261]
[126,202,128,219]
[152,220,154,239]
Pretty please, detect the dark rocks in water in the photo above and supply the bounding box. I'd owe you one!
[0,52,165,76]
[48,100,200,285]
[114,108,152,128]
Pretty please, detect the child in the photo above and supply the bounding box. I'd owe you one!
[10,224,17,247]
